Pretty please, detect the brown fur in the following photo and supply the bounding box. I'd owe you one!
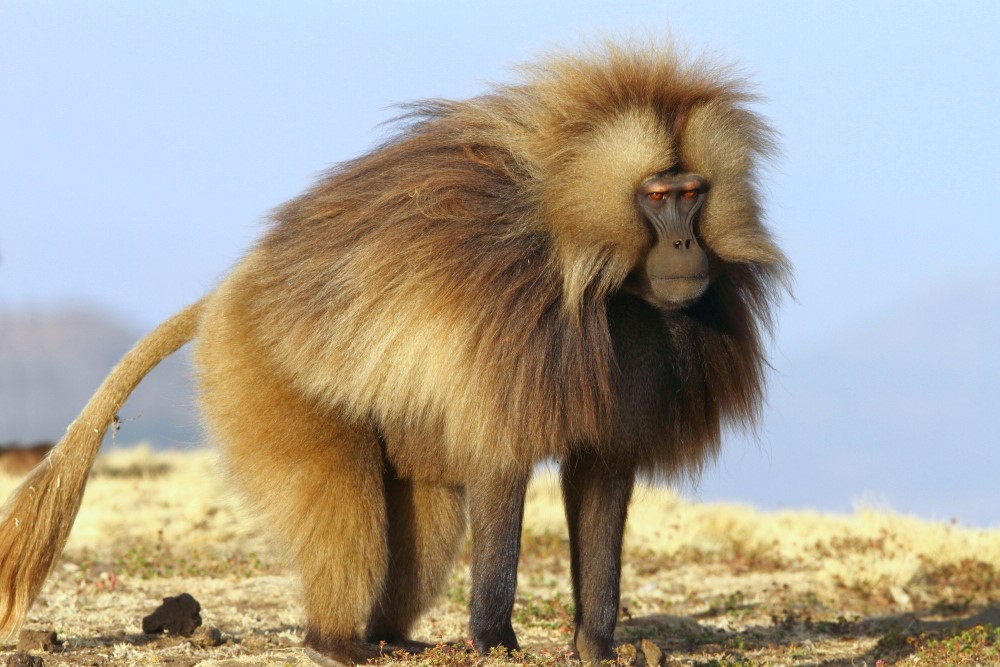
[0,40,787,660]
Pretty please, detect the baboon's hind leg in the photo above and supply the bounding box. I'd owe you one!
[366,478,467,644]
[196,301,389,664]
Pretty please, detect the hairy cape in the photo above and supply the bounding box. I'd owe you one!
[231,41,789,478]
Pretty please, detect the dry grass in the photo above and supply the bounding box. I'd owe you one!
[3,446,1000,666]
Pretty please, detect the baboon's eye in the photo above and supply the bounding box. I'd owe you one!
[681,190,698,201]
[647,192,665,201]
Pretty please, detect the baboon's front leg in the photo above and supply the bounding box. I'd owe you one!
[561,453,635,663]
[467,470,531,654]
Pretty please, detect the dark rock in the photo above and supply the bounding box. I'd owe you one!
[189,625,224,648]
[142,592,202,636]
[4,653,44,667]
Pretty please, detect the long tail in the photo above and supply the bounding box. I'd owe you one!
[0,299,205,639]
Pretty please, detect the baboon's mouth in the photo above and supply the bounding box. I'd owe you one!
[649,275,709,307]
[649,274,709,283]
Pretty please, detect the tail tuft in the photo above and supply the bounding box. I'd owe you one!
[0,299,204,639]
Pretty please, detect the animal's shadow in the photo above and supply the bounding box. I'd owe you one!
[619,604,1000,666]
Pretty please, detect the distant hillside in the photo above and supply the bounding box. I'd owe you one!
[704,271,1000,526]
[0,307,199,448]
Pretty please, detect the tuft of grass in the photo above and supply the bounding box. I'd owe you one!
[907,558,1000,612]
[519,529,570,562]
[376,642,579,667]
[114,541,267,579]
[698,591,759,619]
[446,569,471,606]
[64,537,272,583]
[907,624,1000,665]
[811,533,890,559]
[690,659,756,667]
[629,541,785,578]
[513,592,575,635]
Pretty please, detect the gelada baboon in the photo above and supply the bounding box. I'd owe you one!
[0,41,788,663]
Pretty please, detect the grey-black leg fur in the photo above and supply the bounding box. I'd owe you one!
[561,453,635,664]
[467,471,531,654]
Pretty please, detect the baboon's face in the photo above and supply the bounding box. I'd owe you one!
[631,172,710,310]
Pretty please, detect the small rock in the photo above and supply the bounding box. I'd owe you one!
[640,638,663,667]
[190,625,224,648]
[17,629,59,652]
[142,592,202,636]
[616,642,638,665]
[4,653,44,667]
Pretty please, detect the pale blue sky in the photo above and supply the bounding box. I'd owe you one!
[2,2,999,522]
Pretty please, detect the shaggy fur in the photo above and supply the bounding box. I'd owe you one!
[0,41,787,662]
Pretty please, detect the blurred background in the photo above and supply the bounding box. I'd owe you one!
[1,2,998,524]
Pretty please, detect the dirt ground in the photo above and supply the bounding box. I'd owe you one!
[3,446,1000,667]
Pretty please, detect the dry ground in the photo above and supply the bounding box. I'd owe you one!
[3,446,1000,666]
